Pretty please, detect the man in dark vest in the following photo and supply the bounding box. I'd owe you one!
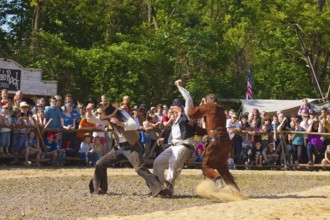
[187,93,239,191]
[85,102,167,196]
[153,79,196,197]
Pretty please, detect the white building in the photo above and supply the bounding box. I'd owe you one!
[0,58,57,97]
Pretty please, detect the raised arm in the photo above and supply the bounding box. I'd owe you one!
[175,79,194,118]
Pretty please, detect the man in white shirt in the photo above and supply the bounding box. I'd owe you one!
[153,79,195,197]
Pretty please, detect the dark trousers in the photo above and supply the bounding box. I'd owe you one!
[202,139,239,191]
[90,142,163,196]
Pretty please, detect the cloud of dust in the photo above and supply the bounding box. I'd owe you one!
[196,179,247,202]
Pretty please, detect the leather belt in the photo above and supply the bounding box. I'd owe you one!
[118,142,130,150]
[208,136,221,142]
[172,142,193,150]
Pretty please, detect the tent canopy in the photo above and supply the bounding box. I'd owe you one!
[240,99,317,116]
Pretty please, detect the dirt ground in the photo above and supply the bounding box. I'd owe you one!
[0,167,330,220]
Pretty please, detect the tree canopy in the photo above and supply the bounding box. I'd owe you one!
[1,0,329,106]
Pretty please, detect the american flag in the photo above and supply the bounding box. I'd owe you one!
[246,69,252,100]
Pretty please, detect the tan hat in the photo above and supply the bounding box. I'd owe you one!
[83,133,92,139]
[19,101,29,108]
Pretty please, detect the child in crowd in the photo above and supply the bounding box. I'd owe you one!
[54,132,65,166]
[44,133,58,165]
[140,120,152,158]
[93,136,103,159]
[195,143,204,162]
[0,104,12,155]
[227,153,236,170]
[254,141,263,167]
[298,98,312,116]
[321,145,330,166]
[79,133,99,166]
[20,130,41,166]
[260,124,271,164]
[267,143,279,165]
[1,89,9,107]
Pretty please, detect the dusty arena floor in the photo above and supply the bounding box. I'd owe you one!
[0,167,330,220]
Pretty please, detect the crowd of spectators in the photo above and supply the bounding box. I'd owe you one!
[0,90,329,170]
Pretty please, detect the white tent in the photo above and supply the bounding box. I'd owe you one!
[240,99,317,116]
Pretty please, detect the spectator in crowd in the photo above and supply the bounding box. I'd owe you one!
[140,120,152,158]
[92,108,107,155]
[260,124,271,165]
[19,101,30,116]
[267,143,279,165]
[79,133,99,166]
[252,108,261,128]
[288,121,306,165]
[155,104,164,122]
[77,103,85,119]
[163,105,169,116]
[300,112,310,130]
[308,111,316,124]
[44,97,62,129]
[31,97,46,115]
[54,132,65,166]
[248,140,263,167]
[132,107,142,129]
[298,98,312,116]
[195,142,204,162]
[227,153,236,170]
[224,110,230,119]
[321,145,330,166]
[11,109,22,154]
[139,104,147,120]
[93,136,104,158]
[260,111,267,124]
[20,130,41,166]
[120,95,131,114]
[306,118,324,165]
[249,119,261,144]
[43,133,58,165]
[289,114,299,129]
[320,115,330,147]
[247,112,254,127]
[226,112,242,160]
[60,103,77,155]
[33,109,47,127]
[1,89,9,107]
[0,104,12,155]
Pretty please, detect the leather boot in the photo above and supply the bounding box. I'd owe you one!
[136,167,163,196]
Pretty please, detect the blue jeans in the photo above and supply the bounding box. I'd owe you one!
[307,143,324,163]
[79,152,99,166]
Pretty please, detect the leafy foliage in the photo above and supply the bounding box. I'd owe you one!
[0,0,329,106]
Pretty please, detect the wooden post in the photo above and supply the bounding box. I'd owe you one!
[33,118,47,153]
[42,118,53,134]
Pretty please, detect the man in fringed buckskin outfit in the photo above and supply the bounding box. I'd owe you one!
[85,102,167,197]
[188,94,239,190]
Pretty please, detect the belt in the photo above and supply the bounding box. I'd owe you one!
[172,142,193,150]
[208,136,221,142]
[118,142,130,149]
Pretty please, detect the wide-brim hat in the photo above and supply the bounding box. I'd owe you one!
[83,133,93,139]
[20,101,29,108]
[99,103,118,120]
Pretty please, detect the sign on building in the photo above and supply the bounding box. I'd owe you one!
[0,58,57,97]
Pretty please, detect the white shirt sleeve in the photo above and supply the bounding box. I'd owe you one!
[86,113,109,126]
[121,111,138,131]
[178,86,194,120]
